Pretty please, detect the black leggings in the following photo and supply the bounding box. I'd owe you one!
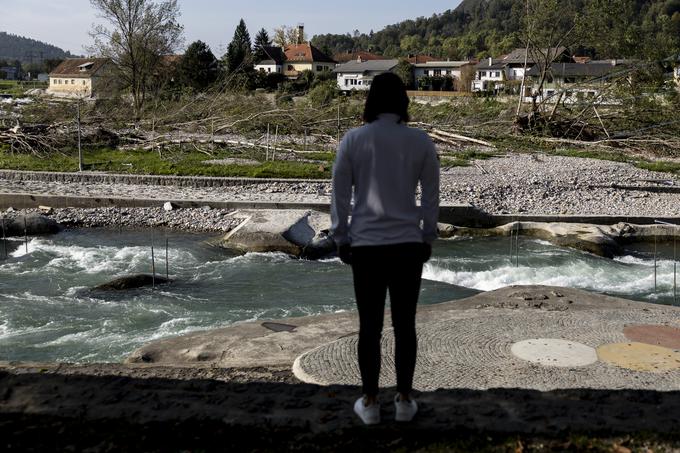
[350,243,424,396]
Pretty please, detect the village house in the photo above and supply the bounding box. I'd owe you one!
[525,60,631,104]
[254,46,286,74]
[282,42,336,78]
[47,58,110,98]
[333,59,399,91]
[471,58,507,92]
[472,47,570,93]
[0,66,20,80]
[413,60,475,91]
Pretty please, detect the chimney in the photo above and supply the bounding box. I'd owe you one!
[297,24,305,45]
[488,57,492,66]
[611,59,617,66]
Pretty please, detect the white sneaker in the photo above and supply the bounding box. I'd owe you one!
[354,397,380,425]
[394,394,418,422]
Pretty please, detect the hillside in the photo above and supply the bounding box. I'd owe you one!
[311,0,680,60]
[0,32,73,64]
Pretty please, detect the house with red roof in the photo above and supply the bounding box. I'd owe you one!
[282,43,336,78]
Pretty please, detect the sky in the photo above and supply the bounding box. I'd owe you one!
[1,0,463,56]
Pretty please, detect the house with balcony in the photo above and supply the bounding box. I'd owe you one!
[333,59,399,91]
[414,60,475,91]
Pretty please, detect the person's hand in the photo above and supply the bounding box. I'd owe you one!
[420,243,432,263]
[338,244,353,265]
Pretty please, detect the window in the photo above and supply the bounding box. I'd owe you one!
[316,65,323,71]
[71,79,75,84]
[82,80,86,85]
[345,79,349,86]
[434,69,442,76]
[287,65,294,71]
[494,71,500,78]
[445,70,451,75]
[480,71,487,77]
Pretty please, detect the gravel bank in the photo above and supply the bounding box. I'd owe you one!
[3,207,242,233]
[0,154,678,216]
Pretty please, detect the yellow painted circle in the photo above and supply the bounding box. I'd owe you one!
[597,342,680,372]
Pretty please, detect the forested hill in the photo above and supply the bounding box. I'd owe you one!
[311,0,680,61]
[0,32,74,63]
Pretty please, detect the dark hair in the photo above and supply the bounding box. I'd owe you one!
[362,72,410,124]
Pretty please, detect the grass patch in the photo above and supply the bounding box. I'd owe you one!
[0,80,48,97]
[440,157,471,168]
[0,148,332,179]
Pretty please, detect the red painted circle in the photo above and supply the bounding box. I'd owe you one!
[624,325,680,350]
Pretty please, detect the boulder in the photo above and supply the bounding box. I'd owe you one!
[2,213,60,237]
[451,221,624,258]
[93,274,172,291]
[214,209,335,259]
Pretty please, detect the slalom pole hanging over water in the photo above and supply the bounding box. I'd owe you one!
[1,217,6,260]
[23,217,28,255]
[151,229,156,289]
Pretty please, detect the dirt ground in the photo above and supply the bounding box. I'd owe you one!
[1,362,679,452]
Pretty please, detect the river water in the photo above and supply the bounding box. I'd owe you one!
[0,229,676,363]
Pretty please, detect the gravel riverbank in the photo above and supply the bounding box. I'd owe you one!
[0,153,678,219]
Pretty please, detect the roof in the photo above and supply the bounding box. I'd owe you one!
[333,51,386,63]
[475,59,506,70]
[414,60,473,68]
[49,58,109,78]
[256,46,286,65]
[284,43,335,64]
[503,47,568,64]
[526,62,628,78]
[407,55,436,64]
[333,59,399,74]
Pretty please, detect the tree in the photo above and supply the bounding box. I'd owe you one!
[225,19,253,74]
[178,40,217,90]
[394,59,414,89]
[89,0,183,120]
[253,28,271,62]
[273,25,307,47]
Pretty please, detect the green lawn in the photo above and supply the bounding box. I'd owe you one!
[0,80,48,97]
[0,147,333,179]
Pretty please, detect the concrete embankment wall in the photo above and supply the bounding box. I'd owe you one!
[1,170,679,227]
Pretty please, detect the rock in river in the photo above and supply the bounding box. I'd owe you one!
[213,209,336,259]
[93,274,172,291]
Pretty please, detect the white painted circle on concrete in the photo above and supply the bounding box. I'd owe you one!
[511,338,598,368]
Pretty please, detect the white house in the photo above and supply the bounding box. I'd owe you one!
[333,59,399,91]
[472,58,506,92]
[254,46,286,74]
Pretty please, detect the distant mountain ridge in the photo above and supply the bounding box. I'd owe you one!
[0,31,74,63]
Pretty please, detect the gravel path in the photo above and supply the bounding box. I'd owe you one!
[0,154,678,216]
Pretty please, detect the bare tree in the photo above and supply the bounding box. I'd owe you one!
[273,25,307,48]
[89,0,183,121]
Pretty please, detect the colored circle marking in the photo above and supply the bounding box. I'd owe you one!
[511,339,598,367]
[624,325,680,350]
[597,343,680,372]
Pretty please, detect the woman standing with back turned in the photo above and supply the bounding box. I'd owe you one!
[330,73,440,425]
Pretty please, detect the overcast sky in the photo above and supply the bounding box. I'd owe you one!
[1,0,462,56]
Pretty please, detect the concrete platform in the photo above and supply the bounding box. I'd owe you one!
[129,286,680,391]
